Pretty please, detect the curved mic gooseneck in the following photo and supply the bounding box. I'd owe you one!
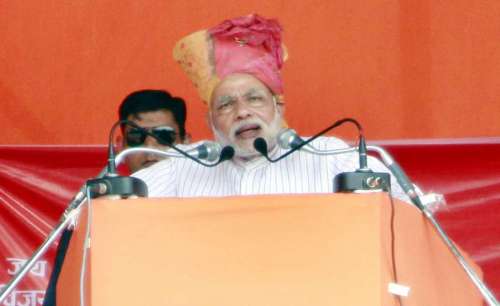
[254,118,365,163]
[116,144,235,168]
[138,127,235,167]
[277,128,356,155]
[277,128,424,208]
[276,124,390,192]
[115,141,224,167]
[161,144,234,167]
[88,121,235,198]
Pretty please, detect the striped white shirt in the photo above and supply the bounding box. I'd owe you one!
[133,137,407,201]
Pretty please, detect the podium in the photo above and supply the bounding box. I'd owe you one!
[57,193,482,305]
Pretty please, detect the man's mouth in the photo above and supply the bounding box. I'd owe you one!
[235,124,261,139]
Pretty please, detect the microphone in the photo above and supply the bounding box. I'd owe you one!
[253,137,269,159]
[218,145,235,163]
[279,131,498,305]
[331,129,393,192]
[253,118,365,163]
[193,141,223,161]
[87,120,148,199]
[187,141,234,163]
[124,120,234,167]
[164,142,234,167]
[115,141,223,166]
[115,141,234,169]
[135,125,234,167]
[277,128,356,155]
[279,129,426,207]
[274,127,391,192]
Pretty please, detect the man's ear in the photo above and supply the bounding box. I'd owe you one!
[277,102,285,116]
[205,111,214,129]
[273,95,285,116]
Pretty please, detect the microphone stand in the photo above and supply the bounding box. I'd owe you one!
[423,208,498,305]
[0,140,234,303]
[0,168,104,303]
[275,128,498,304]
[367,145,499,306]
[0,119,140,303]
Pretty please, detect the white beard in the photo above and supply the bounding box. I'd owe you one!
[211,111,283,160]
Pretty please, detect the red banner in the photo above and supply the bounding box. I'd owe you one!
[0,140,499,304]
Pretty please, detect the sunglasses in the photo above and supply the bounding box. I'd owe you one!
[125,126,177,147]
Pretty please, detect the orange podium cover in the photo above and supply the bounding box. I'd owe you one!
[57,193,482,306]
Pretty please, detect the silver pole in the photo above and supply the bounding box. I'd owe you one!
[0,190,87,303]
[422,208,499,305]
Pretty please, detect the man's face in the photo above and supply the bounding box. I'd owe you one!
[123,109,181,173]
[209,73,282,159]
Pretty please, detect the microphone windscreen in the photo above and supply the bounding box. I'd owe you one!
[277,128,301,149]
[201,141,222,162]
[253,137,268,156]
[219,146,235,162]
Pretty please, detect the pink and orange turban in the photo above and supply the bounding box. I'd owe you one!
[173,14,288,104]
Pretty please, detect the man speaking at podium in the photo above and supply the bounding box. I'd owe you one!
[134,14,407,201]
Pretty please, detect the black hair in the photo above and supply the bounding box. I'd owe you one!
[118,89,187,140]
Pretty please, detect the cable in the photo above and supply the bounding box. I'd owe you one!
[258,118,363,163]
[106,120,143,175]
[119,119,234,167]
[386,185,403,306]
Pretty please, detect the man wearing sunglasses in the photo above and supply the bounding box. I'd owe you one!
[42,89,190,306]
[118,89,189,173]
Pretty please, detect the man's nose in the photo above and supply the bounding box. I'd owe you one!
[234,99,252,119]
[143,135,160,147]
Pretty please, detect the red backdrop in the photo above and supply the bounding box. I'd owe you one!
[1,140,499,302]
[1,1,499,144]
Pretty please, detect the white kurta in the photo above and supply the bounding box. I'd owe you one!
[133,136,408,201]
